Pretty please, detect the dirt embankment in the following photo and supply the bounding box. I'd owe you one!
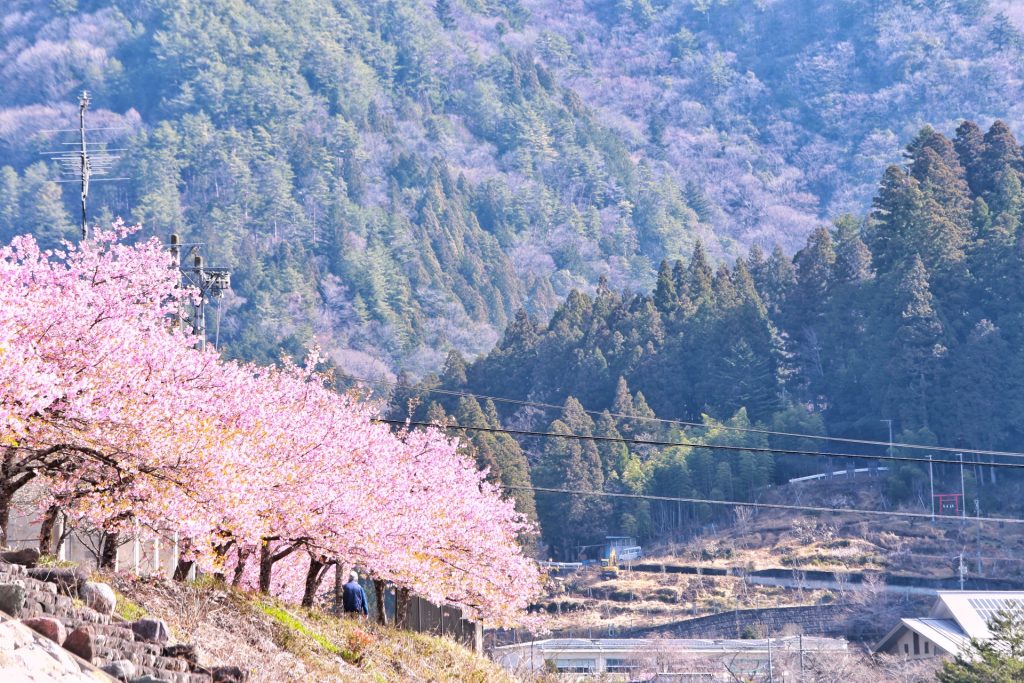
[106,573,514,683]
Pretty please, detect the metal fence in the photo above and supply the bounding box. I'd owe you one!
[365,579,482,653]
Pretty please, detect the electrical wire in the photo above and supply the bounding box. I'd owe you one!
[375,419,1024,470]
[502,485,1024,525]
[350,374,1024,460]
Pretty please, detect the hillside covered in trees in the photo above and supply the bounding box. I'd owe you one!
[527,0,1024,247]
[0,0,713,376]
[410,121,1024,558]
[4,1,1024,379]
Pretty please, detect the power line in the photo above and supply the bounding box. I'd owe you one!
[376,419,1024,471]
[353,374,1024,461]
[503,486,1024,526]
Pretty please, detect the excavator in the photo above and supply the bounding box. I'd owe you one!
[600,547,618,579]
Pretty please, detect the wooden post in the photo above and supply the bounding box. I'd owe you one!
[152,535,161,575]
[132,520,140,574]
[172,531,179,573]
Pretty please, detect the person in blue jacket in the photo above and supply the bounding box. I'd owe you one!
[342,570,369,618]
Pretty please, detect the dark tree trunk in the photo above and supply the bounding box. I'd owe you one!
[173,558,194,581]
[259,539,273,593]
[0,487,11,548]
[174,537,194,581]
[98,531,119,569]
[211,540,234,583]
[373,579,388,625]
[54,516,70,560]
[0,447,38,549]
[333,561,345,615]
[232,546,253,587]
[258,539,299,594]
[38,506,59,556]
[395,587,411,629]
[302,555,334,608]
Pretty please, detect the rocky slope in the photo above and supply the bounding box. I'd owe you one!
[0,551,239,683]
[0,550,516,683]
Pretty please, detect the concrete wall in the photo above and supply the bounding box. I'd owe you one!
[892,629,940,658]
[406,596,482,652]
[630,604,852,640]
[6,485,179,577]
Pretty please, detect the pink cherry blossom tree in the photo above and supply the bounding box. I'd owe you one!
[1,224,543,626]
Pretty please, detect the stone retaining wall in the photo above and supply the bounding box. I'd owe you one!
[0,557,242,683]
[0,612,111,682]
[629,603,852,640]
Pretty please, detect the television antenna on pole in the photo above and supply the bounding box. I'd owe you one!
[39,91,129,240]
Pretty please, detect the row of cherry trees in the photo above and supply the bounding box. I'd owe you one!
[0,224,541,626]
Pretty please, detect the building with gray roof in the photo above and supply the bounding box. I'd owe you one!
[873,591,1024,658]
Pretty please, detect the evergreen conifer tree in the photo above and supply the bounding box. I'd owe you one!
[653,259,677,313]
[937,609,1024,683]
[533,417,609,559]
[687,240,714,308]
[869,166,923,275]
[886,255,946,431]
[671,259,690,308]
[955,120,987,196]
[19,162,73,249]
[832,216,873,284]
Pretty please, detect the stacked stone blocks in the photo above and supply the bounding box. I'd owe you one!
[0,554,245,683]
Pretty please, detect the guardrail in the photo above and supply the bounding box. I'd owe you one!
[788,466,888,484]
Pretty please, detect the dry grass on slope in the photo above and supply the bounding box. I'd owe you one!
[107,573,516,683]
[645,477,1024,578]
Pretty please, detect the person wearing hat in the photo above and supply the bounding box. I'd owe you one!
[342,570,369,619]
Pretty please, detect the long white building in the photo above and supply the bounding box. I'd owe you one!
[493,635,847,681]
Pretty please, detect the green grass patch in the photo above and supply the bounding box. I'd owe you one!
[36,555,77,568]
[113,591,148,622]
[256,601,359,663]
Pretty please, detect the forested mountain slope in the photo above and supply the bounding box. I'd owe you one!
[4,1,1024,376]
[525,0,1024,247]
[0,0,711,374]
[414,121,1024,558]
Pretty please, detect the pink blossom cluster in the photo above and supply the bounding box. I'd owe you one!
[0,225,542,626]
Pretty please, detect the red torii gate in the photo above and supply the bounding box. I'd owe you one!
[934,493,963,516]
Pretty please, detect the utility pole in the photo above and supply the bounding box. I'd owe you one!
[975,499,982,576]
[929,454,935,521]
[78,91,89,239]
[169,234,184,331]
[881,419,893,477]
[958,550,966,591]
[959,453,966,521]
[799,633,805,683]
[192,253,207,351]
[40,91,126,240]
[767,637,775,683]
[167,235,231,351]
